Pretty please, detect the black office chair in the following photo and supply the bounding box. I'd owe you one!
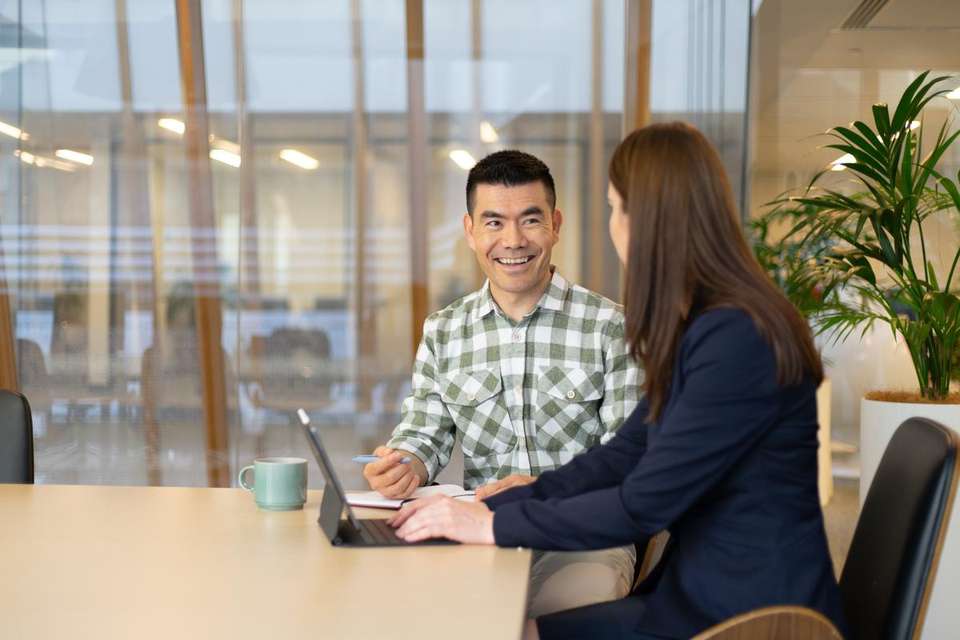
[0,389,35,483]
[839,417,959,639]
[691,417,958,639]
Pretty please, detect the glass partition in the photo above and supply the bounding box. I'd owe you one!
[1,0,629,487]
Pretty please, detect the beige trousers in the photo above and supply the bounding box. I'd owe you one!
[526,545,636,619]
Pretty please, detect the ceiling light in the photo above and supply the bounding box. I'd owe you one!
[830,153,855,171]
[158,118,185,135]
[210,148,241,168]
[14,150,34,165]
[480,121,499,143]
[947,88,960,100]
[908,120,920,130]
[449,149,477,170]
[211,137,241,155]
[55,149,94,166]
[0,120,28,140]
[279,148,319,170]
[34,156,76,172]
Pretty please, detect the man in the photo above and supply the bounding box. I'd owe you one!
[364,150,642,617]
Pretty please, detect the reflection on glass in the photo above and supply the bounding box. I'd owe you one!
[1,0,629,488]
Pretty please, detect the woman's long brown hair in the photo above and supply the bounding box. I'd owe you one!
[609,122,823,423]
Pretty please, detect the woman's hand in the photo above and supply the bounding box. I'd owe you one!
[386,495,495,544]
[475,474,536,501]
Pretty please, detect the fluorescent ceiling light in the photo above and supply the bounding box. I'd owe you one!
[449,149,477,170]
[211,137,240,155]
[279,148,319,170]
[480,121,499,143]
[158,118,185,135]
[830,153,855,171]
[34,156,76,172]
[15,150,34,165]
[210,148,241,168]
[0,120,28,140]
[55,149,94,166]
[947,88,960,100]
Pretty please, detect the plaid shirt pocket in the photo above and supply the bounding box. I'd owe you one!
[440,368,516,457]
[534,365,605,451]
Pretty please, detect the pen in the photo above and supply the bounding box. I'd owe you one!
[352,455,411,464]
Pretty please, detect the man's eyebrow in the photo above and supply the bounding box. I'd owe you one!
[520,206,545,217]
[480,211,505,219]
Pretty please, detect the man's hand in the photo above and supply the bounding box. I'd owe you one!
[386,495,495,544]
[362,446,426,499]
[474,474,536,501]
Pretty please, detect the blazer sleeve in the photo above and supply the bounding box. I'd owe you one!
[483,397,651,510]
[492,311,786,550]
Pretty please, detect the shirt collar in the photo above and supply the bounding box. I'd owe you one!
[474,268,568,321]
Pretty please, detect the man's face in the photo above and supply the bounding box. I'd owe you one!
[463,182,562,299]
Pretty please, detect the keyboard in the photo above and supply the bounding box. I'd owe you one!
[358,518,405,545]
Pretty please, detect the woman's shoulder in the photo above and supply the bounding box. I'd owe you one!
[686,306,761,341]
[682,307,773,367]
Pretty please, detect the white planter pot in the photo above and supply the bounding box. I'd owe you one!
[859,398,960,639]
[816,380,832,507]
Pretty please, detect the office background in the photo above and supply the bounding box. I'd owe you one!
[0,0,956,491]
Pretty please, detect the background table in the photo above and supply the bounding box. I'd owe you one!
[0,484,531,639]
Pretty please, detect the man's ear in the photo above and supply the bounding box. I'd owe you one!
[462,213,476,252]
[551,208,564,240]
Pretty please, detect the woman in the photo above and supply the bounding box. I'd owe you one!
[387,122,847,639]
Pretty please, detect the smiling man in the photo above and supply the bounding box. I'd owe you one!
[362,150,642,617]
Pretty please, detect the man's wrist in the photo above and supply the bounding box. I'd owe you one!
[403,451,429,486]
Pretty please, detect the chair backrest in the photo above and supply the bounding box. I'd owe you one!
[0,389,34,483]
[691,605,843,640]
[840,417,959,639]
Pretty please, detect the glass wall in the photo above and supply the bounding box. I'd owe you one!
[0,0,629,487]
[748,0,960,469]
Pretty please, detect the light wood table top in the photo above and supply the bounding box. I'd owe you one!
[0,484,531,640]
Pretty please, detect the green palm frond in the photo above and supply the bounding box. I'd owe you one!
[751,71,960,399]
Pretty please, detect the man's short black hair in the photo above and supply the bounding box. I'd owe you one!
[466,150,556,215]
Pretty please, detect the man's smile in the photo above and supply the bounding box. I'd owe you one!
[494,255,535,266]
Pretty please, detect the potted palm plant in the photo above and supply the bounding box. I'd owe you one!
[765,71,960,508]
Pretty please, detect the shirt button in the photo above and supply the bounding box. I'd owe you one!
[566,390,576,400]
[512,329,521,342]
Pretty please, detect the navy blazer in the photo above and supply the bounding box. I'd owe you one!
[486,308,847,638]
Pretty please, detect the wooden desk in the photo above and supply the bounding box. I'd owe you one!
[0,484,531,639]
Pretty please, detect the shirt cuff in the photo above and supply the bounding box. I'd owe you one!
[387,437,439,482]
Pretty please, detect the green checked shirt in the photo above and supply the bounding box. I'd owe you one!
[388,269,642,490]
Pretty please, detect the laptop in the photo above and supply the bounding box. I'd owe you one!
[297,409,457,547]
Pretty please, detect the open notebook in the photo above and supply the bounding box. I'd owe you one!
[346,484,475,509]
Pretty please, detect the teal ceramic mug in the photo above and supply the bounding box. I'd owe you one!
[238,457,308,511]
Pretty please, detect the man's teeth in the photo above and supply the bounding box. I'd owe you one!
[497,257,531,265]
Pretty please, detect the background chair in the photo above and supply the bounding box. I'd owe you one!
[839,417,959,639]
[687,417,958,639]
[0,389,35,483]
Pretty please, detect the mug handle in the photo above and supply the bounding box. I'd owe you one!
[238,465,255,491]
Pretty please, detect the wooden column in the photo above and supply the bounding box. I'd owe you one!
[232,0,266,454]
[0,276,17,391]
[351,0,375,410]
[175,0,231,488]
[587,0,606,296]
[470,0,486,292]
[405,0,428,358]
[624,0,652,133]
[116,0,162,484]
[233,0,261,304]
